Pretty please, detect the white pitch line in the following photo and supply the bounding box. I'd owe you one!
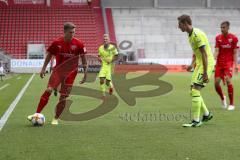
[0,83,10,90]
[17,76,22,80]
[0,74,35,131]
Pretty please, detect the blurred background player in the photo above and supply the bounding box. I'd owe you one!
[0,62,5,81]
[27,22,87,125]
[98,34,118,100]
[178,15,214,127]
[214,21,239,110]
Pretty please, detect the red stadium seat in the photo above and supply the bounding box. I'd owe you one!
[0,4,105,58]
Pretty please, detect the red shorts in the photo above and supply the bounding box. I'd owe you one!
[48,69,78,96]
[214,66,233,80]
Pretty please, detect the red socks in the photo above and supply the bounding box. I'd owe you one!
[36,90,68,119]
[55,96,67,119]
[227,84,234,105]
[215,83,234,105]
[36,91,51,113]
[215,84,224,100]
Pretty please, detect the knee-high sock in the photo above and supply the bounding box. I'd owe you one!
[227,84,234,105]
[191,89,202,122]
[200,97,209,116]
[55,95,67,119]
[215,84,224,100]
[36,91,51,113]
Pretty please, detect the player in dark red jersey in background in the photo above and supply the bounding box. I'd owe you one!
[28,22,87,125]
[214,21,238,110]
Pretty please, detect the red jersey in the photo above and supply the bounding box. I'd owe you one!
[47,37,86,69]
[215,33,238,67]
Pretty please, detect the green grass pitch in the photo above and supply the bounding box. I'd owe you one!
[0,72,240,160]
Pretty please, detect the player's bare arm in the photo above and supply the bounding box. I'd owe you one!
[214,48,219,60]
[233,48,238,73]
[98,54,108,63]
[40,51,52,78]
[199,46,209,83]
[80,54,88,84]
[187,54,196,72]
[98,55,112,64]
[97,55,102,62]
[111,55,119,63]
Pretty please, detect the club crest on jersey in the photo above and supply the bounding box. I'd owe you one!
[71,45,77,50]
[57,45,62,49]
[228,39,233,43]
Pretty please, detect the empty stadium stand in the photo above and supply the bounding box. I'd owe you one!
[0,0,105,58]
[112,8,240,59]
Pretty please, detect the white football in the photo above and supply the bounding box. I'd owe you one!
[31,113,45,126]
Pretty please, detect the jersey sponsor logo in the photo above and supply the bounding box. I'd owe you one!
[221,44,231,48]
[58,52,76,57]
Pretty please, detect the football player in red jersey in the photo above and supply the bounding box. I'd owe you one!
[214,21,238,110]
[28,22,87,125]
